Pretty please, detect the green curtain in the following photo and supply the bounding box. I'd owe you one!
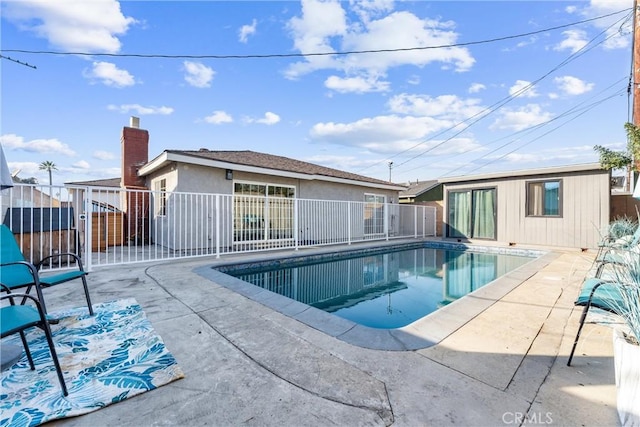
[448,191,471,237]
[472,189,496,239]
[444,252,470,299]
[470,253,497,290]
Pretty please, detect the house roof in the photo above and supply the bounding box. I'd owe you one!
[139,149,407,191]
[399,180,440,198]
[438,163,606,184]
[65,177,121,187]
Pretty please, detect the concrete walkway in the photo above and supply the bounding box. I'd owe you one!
[44,242,620,426]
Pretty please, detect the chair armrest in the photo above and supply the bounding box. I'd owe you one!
[1,260,40,278]
[1,292,46,316]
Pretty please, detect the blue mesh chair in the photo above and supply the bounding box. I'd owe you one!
[0,224,93,316]
[567,278,627,366]
[1,290,68,395]
[594,226,640,278]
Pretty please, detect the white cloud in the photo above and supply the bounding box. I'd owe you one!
[72,160,91,169]
[241,113,280,125]
[0,134,76,156]
[308,91,489,156]
[310,115,482,155]
[287,0,347,54]
[468,83,486,94]
[343,11,474,73]
[284,1,474,92]
[252,111,280,126]
[312,116,449,149]
[576,0,632,50]
[204,111,233,124]
[325,75,390,93]
[107,104,174,115]
[490,104,553,131]
[553,75,594,96]
[2,0,136,53]
[6,161,42,179]
[407,75,420,85]
[84,61,135,87]
[553,29,588,54]
[509,80,538,98]
[183,61,215,88]
[239,19,257,43]
[93,150,115,160]
[388,94,485,121]
[350,0,395,23]
[492,144,597,165]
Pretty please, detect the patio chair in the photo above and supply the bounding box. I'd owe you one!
[594,245,639,278]
[1,291,68,396]
[0,224,93,316]
[597,223,640,248]
[567,278,627,366]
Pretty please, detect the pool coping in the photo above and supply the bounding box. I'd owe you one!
[195,241,557,351]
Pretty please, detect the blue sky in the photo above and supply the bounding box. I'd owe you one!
[0,0,634,186]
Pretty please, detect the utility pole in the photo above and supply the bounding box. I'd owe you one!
[634,0,639,126]
[388,161,393,183]
[633,0,640,190]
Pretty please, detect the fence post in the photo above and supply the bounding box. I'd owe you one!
[215,194,220,258]
[384,202,389,241]
[348,202,352,245]
[294,198,299,251]
[84,186,93,272]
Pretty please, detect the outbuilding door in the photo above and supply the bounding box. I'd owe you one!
[447,188,496,240]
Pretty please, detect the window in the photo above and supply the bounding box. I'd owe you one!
[233,182,295,241]
[447,188,496,240]
[154,179,167,216]
[527,180,561,217]
[364,194,385,235]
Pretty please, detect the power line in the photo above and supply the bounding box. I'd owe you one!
[465,91,626,176]
[0,8,630,60]
[0,54,36,69]
[437,79,628,178]
[358,9,632,176]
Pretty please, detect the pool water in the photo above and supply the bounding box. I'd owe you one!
[229,247,534,329]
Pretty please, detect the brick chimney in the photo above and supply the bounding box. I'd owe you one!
[120,116,150,245]
[121,116,149,189]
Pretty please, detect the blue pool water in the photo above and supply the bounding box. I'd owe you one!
[227,246,534,329]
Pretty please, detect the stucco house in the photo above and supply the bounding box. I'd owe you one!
[70,117,410,251]
[439,163,611,249]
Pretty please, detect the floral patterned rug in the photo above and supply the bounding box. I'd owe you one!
[0,298,185,427]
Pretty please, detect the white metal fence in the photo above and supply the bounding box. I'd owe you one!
[0,184,436,271]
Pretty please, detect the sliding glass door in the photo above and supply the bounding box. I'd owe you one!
[447,188,496,240]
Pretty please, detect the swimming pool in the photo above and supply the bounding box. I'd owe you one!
[219,244,535,329]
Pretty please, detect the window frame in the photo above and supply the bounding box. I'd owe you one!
[154,178,167,217]
[525,179,563,218]
[233,181,296,242]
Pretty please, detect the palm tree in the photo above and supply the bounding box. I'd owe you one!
[39,160,57,185]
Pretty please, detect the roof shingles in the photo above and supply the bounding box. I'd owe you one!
[169,149,394,186]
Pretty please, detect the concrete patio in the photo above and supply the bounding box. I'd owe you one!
[42,240,620,426]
